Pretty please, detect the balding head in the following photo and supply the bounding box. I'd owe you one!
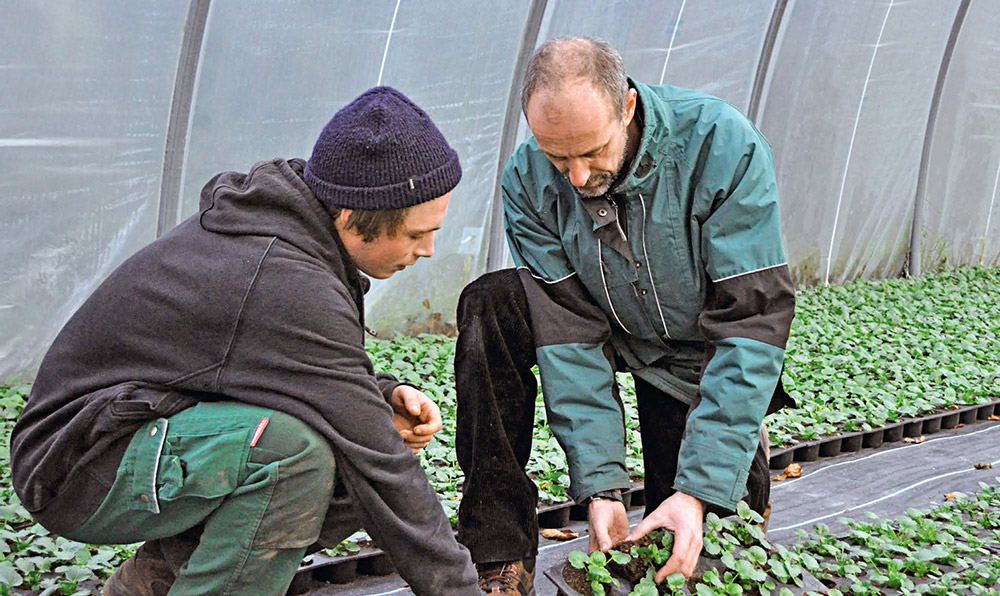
[520,37,629,121]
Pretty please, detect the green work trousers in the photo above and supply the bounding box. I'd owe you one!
[64,401,360,596]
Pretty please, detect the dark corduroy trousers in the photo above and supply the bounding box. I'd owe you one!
[454,269,770,565]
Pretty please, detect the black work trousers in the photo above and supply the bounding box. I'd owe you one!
[454,269,770,565]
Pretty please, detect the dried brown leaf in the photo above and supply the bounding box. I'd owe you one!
[944,492,962,500]
[904,436,926,444]
[974,463,993,470]
[988,415,999,421]
[784,463,802,478]
[771,473,788,482]
[540,528,579,540]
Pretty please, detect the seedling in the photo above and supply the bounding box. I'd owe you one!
[568,550,620,596]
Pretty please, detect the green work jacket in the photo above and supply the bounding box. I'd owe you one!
[501,81,796,510]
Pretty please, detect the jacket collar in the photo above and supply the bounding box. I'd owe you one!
[610,79,673,196]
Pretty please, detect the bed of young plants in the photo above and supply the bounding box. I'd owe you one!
[558,481,1000,595]
[770,266,1000,448]
[0,266,997,592]
[367,266,1000,509]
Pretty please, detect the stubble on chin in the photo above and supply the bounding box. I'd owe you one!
[574,179,613,198]
[572,130,630,199]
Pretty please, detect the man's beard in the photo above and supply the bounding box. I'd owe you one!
[574,130,630,198]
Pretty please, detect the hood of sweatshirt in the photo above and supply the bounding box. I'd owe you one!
[198,157,370,298]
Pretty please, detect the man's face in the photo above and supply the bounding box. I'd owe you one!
[526,81,636,197]
[337,192,451,279]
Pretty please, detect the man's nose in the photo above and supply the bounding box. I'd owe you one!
[414,233,434,258]
[567,159,591,187]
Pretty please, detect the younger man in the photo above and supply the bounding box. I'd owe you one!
[12,87,480,596]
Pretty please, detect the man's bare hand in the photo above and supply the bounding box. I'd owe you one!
[626,491,704,580]
[390,385,442,454]
[587,498,629,553]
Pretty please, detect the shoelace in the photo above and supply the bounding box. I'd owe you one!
[478,564,519,592]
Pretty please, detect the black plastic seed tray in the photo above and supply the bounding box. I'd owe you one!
[768,397,1000,470]
[290,398,999,588]
[545,556,828,595]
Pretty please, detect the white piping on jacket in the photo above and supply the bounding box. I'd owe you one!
[598,239,633,335]
[713,262,788,283]
[515,266,577,285]
[638,194,670,337]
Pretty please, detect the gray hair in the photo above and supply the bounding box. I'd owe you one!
[520,37,629,119]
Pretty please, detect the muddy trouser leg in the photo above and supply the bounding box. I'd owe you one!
[455,269,541,565]
[65,401,338,596]
[633,377,770,518]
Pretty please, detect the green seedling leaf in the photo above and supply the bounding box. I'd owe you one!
[666,572,686,590]
[609,550,631,565]
[629,576,659,596]
[746,545,767,564]
[734,558,767,583]
[0,563,22,588]
[58,566,93,583]
[568,550,588,569]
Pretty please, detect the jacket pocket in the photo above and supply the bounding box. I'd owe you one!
[88,383,198,441]
[109,385,198,421]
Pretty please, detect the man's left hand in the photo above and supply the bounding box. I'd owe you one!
[587,498,629,553]
[390,385,442,454]
[626,491,704,580]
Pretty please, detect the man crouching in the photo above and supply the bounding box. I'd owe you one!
[11,87,480,596]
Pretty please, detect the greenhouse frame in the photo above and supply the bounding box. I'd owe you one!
[3,0,1000,380]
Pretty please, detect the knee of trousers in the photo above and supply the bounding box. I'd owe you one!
[248,411,337,545]
[457,269,526,324]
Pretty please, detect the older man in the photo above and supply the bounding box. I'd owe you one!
[12,87,480,596]
[455,37,795,594]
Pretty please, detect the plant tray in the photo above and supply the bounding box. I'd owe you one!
[768,397,1000,470]
[545,556,828,595]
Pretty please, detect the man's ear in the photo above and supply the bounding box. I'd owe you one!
[335,208,353,230]
[623,88,638,125]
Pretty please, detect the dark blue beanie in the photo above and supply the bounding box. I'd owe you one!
[304,86,462,210]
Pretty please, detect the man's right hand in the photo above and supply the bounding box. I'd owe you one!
[587,498,629,553]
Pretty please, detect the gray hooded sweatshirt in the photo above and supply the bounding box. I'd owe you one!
[11,158,478,595]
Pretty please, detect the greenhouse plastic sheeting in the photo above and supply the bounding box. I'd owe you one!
[4,2,1000,381]
[499,0,778,268]
[537,0,775,111]
[924,2,1000,268]
[0,3,188,379]
[181,0,531,335]
[758,0,959,285]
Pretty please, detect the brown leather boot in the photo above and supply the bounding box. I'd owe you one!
[102,533,198,596]
[102,541,174,596]
[758,501,772,534]
[476,557,536,595]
